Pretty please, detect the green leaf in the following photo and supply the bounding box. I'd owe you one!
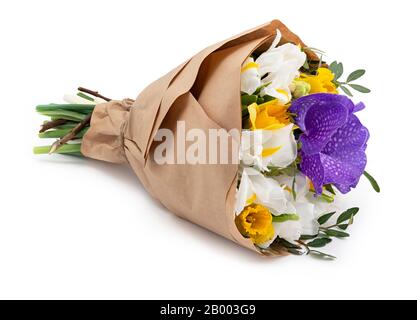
[338,224,349,230]
[309,250,336,260]
[318,212,336,225]
[272,214,300,223]
[329,61,339,74]
[300,234,318,241]
[323,229,350,238]
[303,60,310,70]
[364,171,381,193]
[333,62,344,80]
[307,237,332,248]
[241,94,258,106]
[340,86,353,97]
[347,69,366,82]
[337,207,359,225]
[348,84,371,93]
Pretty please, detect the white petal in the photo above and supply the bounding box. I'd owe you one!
[267,29,282,51]
[295,202,320,236]
[261,124,297,169]
[261,85,291,104]
[241,57,261,95]
[239,130,264,169]
[235,169,253,214]
[274,221,302,242]
[241,70,261,95]
[246,168,288,213]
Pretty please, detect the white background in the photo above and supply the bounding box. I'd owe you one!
[0,0,416,300]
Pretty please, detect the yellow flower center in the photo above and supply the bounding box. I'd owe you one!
[235,204,275,245]
[298,68,338,94]
[248,99,291,130]
[241,62,259,73]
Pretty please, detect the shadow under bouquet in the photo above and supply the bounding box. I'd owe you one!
[34,20,379,258]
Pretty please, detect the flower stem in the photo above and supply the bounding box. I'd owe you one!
[39,127,88,139]
[37,109,87,121]
[33,143,82,155]
[49,113,92,154]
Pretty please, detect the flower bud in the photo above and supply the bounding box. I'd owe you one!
[291,80,311,98]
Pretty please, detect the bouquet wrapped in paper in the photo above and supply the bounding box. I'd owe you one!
[34,20,379,258]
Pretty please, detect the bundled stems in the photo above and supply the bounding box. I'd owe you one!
[49,113,92,154]
[35,87,113,155]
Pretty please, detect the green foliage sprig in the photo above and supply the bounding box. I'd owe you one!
[277,207,360,260]
[329,61,371,97]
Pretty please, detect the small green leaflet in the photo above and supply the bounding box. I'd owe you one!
[347,69,366,82]
[299,234,318,241]
[348,84,371,93]
[323,229,350,238]
[363,171,381,193]
[337,207,359,225]
[307,237,332,248]
[329,61,344,80]
[338,224,349,231]
[272,214,300,223]
[340,86,353,97]
[318,212,336,225]
[309,250,336,260]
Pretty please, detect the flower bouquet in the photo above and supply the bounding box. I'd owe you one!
[34,20,379,258]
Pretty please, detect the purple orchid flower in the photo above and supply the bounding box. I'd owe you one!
[290,93,369,194]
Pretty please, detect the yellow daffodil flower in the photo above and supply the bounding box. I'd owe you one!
[235,203,275,245]
[247,99,290,130]
[298,68,338,94]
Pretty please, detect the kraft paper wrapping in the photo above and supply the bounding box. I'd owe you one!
[81,20,317,256]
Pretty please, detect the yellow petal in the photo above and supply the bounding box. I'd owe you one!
[248,100,290,130]
[241,62,259,73]
[262,146,282,157]
[298,68,338,94]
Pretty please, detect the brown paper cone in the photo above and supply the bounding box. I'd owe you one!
[81,20,315,256]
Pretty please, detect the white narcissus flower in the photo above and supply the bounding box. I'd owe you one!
[236,168,321,247]
[241,57,261,95]
[240,30,306,104]
[235,167,288,216]
[239,124,297,171]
